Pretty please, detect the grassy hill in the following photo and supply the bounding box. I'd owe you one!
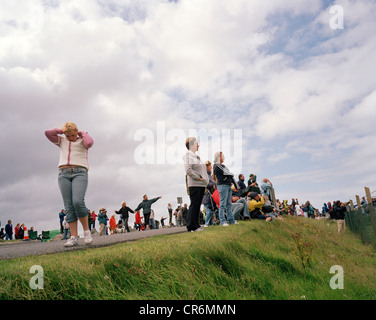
[0,216,375,300]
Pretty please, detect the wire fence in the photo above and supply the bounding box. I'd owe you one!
[346,187,376,248]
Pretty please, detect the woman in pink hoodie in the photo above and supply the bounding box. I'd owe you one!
[45,122,94,247]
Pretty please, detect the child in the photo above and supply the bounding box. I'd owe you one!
[45,122,94,247]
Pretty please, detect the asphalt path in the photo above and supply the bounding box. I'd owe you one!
[0,227,189,260]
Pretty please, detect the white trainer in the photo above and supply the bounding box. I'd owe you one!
[64,236,79,247]
[84,230,93,245]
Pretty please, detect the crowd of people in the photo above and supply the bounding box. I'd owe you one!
[0,220,37,241]
[182,136,376,235]
[1,187,374,242]
[2,125,374,244]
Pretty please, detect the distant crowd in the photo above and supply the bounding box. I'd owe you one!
[1,177,374,241]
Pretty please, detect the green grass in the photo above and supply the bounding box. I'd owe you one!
[1,216,375,300]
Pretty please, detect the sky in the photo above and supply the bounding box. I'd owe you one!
[1,0,375,234]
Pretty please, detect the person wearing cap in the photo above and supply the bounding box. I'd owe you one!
[98,208,108,236]
[248,192,272,221]
[248,174,261,194]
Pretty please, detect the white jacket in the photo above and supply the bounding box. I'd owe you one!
[184,150,209,188]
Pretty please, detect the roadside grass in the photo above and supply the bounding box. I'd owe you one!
[0,216,375,300]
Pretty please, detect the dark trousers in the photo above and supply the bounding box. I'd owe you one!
[144,213,151,227]
[122,217,130,232]
[187,187,206,231]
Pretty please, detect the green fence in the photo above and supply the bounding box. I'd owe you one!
[346,187,376,249]
[346,204,376,247]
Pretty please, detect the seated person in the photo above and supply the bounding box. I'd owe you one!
[212,189,250,221]
[248,192,273,221]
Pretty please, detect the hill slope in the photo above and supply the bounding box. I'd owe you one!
[0,216,375,300]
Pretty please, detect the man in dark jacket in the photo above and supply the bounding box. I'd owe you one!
[115,202,134,232]
[5,220,13,240]
[334,201,347,234]
[134,195,162,229]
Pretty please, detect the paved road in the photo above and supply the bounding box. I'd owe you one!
[0,227,189,260]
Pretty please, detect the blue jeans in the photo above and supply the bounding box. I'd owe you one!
[233,198,250,219]
[232,202,244,220]
[58,167,89,223]
[204,203,214,226]
[217,184,235,225]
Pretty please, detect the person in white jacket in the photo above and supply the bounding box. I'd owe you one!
[183,137,209,232]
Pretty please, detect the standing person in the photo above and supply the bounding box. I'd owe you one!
[88,210,93,231]
[98,208,108,236]
[18,224,24,240]
[62,215,70,240]
[115,202,134,233]
[134,195,162,230]
[183,137,209,232]
[202,160,217,227]
[167,203,173,226]
[335,201,347,234]
[149,209,156,230]
[91,210,98,229]
[160,217,166,228]
[5,220,13,240]
[213,151,237,226]
[45,122,94,247]
[109,214,117,234]
[14,223,20,239]
[182,203,188,226]
[59,209,66,234]
[176,207,183,227]
[91,210,98,230]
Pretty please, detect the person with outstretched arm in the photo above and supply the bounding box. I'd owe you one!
[134,195,162,229]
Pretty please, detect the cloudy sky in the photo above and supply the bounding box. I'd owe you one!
[1,0,375,233]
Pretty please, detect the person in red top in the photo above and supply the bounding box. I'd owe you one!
[91,211,98,230]
[109,215,117,233]
[134,211,143,231]
[15,224,20,239]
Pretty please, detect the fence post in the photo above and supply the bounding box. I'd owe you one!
[365,187,376,248]
[270,186,277,208]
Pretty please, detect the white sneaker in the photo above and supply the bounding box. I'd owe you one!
[222,223,229,227]
[64,236,79,247]
[84,230,93,245]
[234,221,239,225]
